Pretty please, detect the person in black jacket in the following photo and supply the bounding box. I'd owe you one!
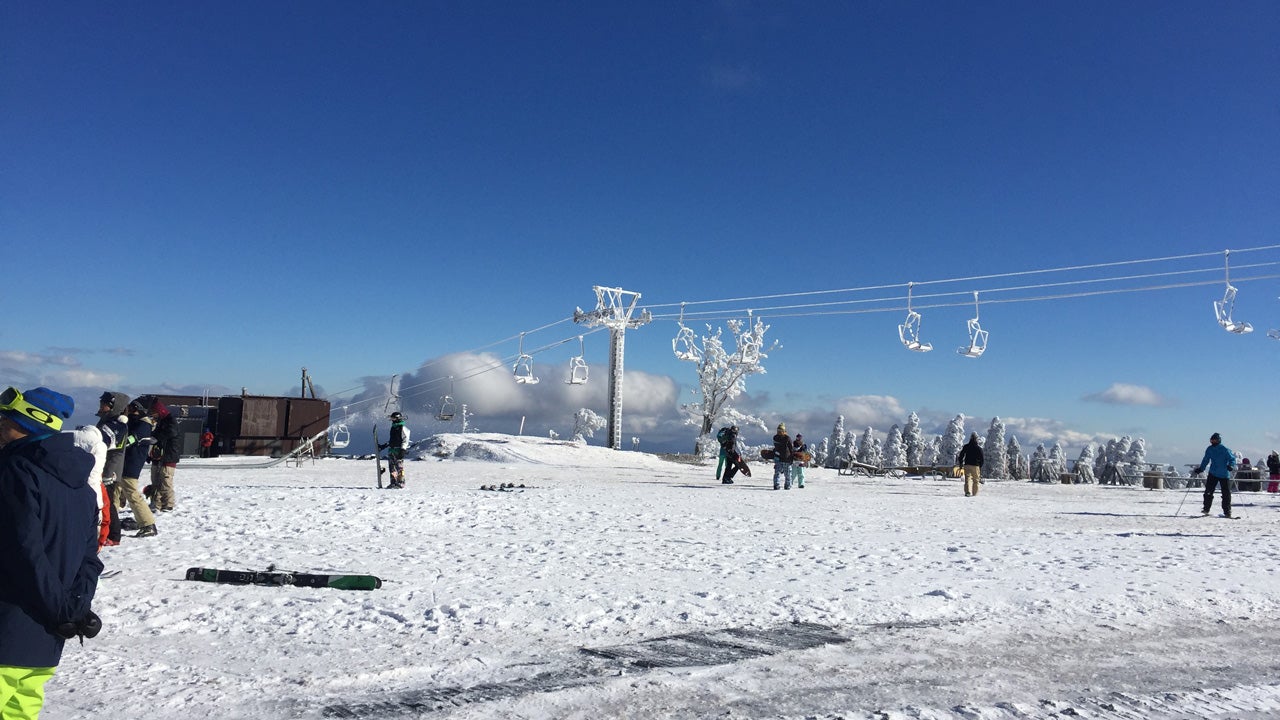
[772,423,795,490]
[0,386,103,717]
[957,432,985,497]
[95,391,130,544]
[120,400,158,537]
[139,397,181,511]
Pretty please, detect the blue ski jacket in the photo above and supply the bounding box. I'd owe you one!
[122,416,153,479]
[1197,443,1236,479]
[0,431,103,667]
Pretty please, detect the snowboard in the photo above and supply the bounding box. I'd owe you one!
[185,567,383,590]
[373,425,385,489]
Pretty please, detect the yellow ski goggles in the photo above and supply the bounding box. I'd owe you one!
[0,387,64,432]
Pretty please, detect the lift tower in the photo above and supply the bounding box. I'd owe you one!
[573,286,651,450]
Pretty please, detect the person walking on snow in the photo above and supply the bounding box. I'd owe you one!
[1191,432,1237,518]
[718,425,746,484]
[1266,451,1280,493]
[378,412,411,489]
[772,423,794,490]
[957,432,985,497]
[0,387,104,719]
[790,433,808,489]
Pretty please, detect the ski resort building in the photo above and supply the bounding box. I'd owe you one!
[150,393,331,457]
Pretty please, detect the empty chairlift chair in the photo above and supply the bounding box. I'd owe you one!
[898,283,933,352]
[513,333,540,385]
[957,291,989,358]
[1214,250,1253,334]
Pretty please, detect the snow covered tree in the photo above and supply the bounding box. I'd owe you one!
[883,424,906,468]
[902,412,927,467]
[571,408,607,443]
[1075,445,1096,483]
[1099,435,1133,484]
[1047,442,1067,481]
[983,417,1008,479]
[1007,436,1026,480]
[825,416,848,469]
[927,435,943,466]
[1125,437,1147,467]
[856,427,880,466]
[1092,444,1107,481]
[678,315,779,455]
[813,437,830,468]
[939,415,966,468]
[1030,443,1054,482]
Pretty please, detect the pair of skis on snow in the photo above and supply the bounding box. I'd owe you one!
[184,567,382,591]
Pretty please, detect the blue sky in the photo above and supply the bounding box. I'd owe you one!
[4,1,1279,463]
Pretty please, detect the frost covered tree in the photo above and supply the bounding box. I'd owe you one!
[927,435,943,466]
[825,416,848,469]
[1007,436,1026,480]
[1092,444,1107,481]
[1099,435,1133,484]
[983,417,1008,479]
[813,437,830,468]
[1029,443,1054,482]
[1047,442,1067,481]
[883,425,906,468]
[1075,445,1096,483]
[840,431,857,467]
[856,427,881,466]
[902,412,927,467]
[1125,437,1147,467]
[939,415,966,467]
[571,408,607,442]
[678,315,779,455]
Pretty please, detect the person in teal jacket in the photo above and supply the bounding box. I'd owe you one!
[1191,432,1237,518]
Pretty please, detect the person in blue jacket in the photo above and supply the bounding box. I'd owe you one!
[1191,432,1238,518]
[120,400,158,537]
[0,386,103,718]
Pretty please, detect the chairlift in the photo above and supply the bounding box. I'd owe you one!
[898,283,933,352]
[1213,252,1253,334]
[329,406,351,449]
[437,378,456,421]
[566,336,588,385]
[957,291,989,358]
[513,333,540,384]
[672,303,702,362]
[729,309,762,364]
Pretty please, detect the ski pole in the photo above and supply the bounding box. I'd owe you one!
[1175,473,1198,517]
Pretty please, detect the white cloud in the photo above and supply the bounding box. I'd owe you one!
[1083,383,1170,407]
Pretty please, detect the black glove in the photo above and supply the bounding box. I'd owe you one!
[55,611,102,642]
[377,443,387,450]
[1189,467,1202,476]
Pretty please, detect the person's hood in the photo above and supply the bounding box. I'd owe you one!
[20,432,95,491]
[97,392,132,419]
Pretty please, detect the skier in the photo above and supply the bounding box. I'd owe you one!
[772,423,794,490]
[0,387,104,718]
[1190,432,1237,518]
[790,433,808,489]
[378,411,411,489]
[957,432,985,497]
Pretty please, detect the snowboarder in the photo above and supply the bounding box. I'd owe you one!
[1190,432,1236,518]
[95,391,130,544]
[790,433,808,489]
[0,387,104,718]
[378,412,411,489]
[957,432,985,497]
[1267,451,1280,493]
[120,400,158,537]
[772,423,794,490]
[718,425,744,484]
[140,397,181,512]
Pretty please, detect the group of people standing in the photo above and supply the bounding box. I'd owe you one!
[713,422,809,490]
[95,391,182,541]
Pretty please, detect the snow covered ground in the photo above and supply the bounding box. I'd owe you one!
[48,433,1280,719]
